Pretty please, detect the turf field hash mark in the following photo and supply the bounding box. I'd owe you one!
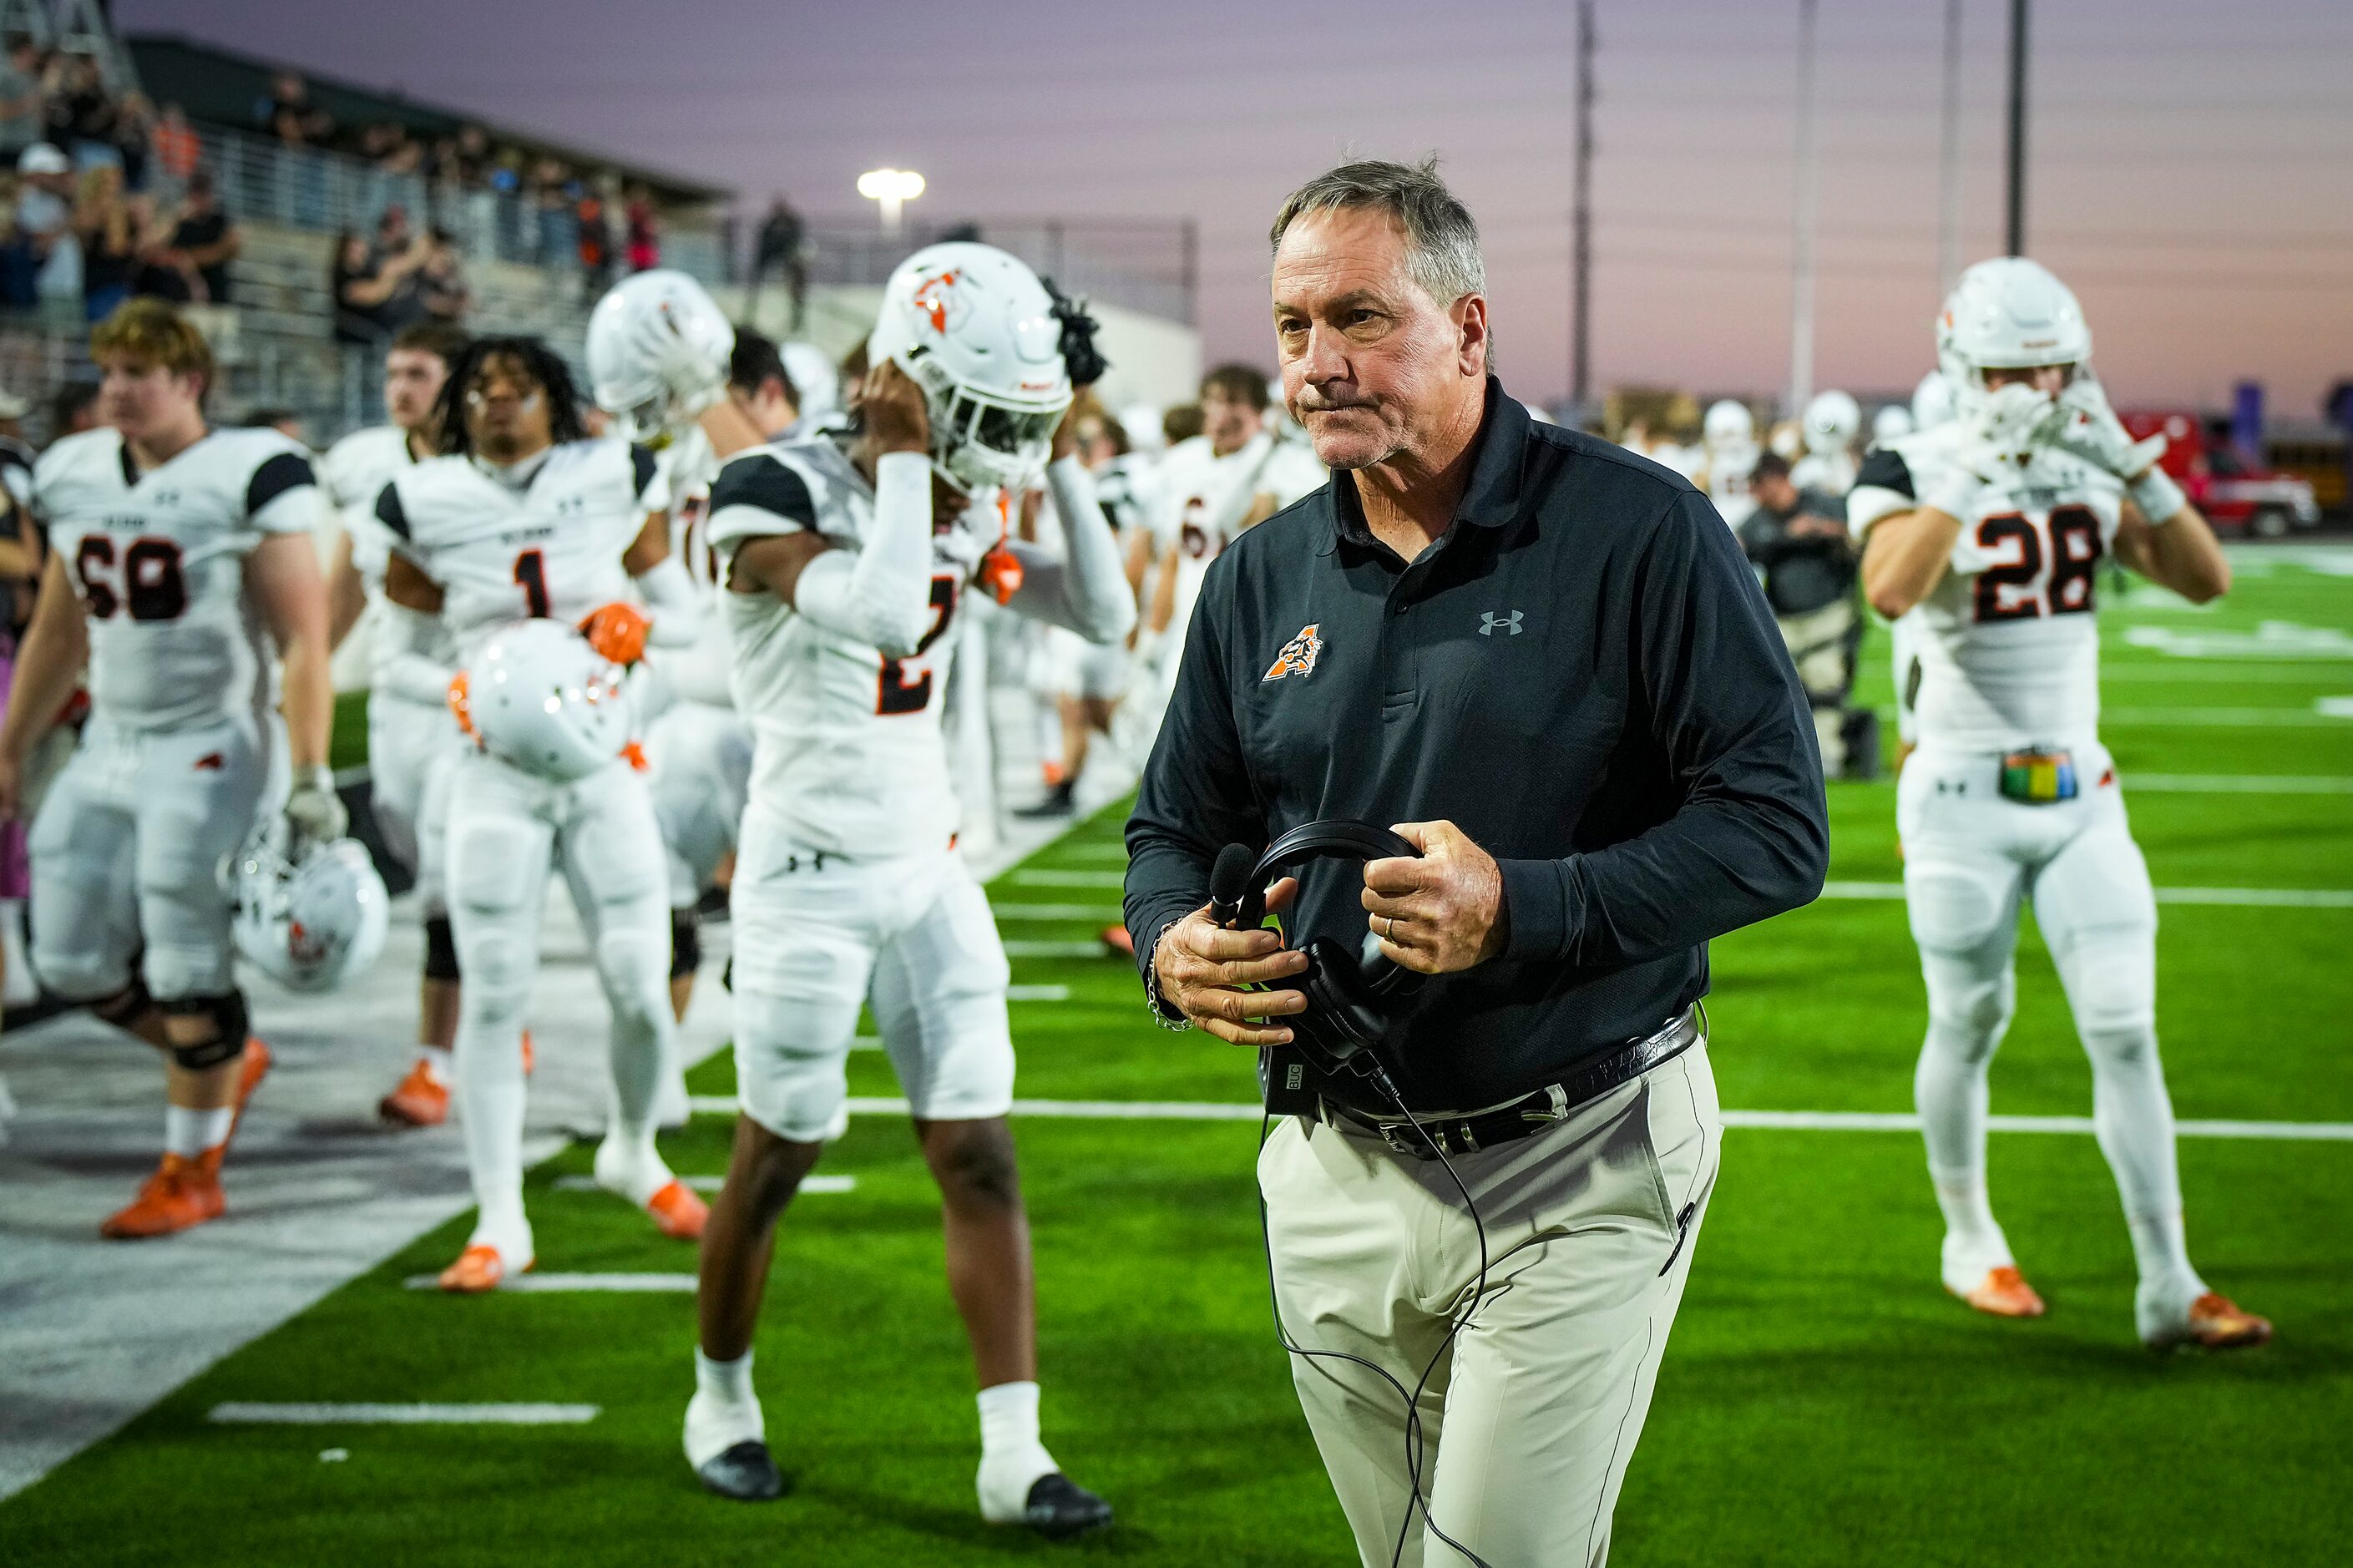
[549,1174,857,1194]
[1011,868,1128,888]
[207,1403,600,1424]
[1819,881,2353,908]
[989,903,1122,921]
[399,1273,697,1292]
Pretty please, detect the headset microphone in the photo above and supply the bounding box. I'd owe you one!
[1207,842,1257,932]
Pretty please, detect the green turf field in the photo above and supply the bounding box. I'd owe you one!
[9,548,2352,1565]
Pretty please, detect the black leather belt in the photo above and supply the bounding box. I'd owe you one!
[1322,1006,1703,1161]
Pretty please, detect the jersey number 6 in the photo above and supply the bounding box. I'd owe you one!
[76,535,189,621]
[877,575,959,716]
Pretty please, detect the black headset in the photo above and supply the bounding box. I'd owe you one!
[1210,820,1423,1084]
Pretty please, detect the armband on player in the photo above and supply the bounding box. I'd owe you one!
[2128,466,2187,526]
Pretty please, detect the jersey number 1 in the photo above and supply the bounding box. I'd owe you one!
[514,549,552,618]
[877,576,959,716]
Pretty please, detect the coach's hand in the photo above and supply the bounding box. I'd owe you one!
[1363,821,1508,974]
[863,361,931,456]
[1153,877,1307,1045]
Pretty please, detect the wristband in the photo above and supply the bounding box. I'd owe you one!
[2128,466,2187,526]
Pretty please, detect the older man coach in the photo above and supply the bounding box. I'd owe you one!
[1123,159,1829,1566]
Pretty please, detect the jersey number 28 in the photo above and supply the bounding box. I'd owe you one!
[76,535,187,621]
[1973,504,2102,623]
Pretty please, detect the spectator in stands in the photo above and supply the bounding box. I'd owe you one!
[330,227,427,345]
[48,378,99,440]
[73,163,137,321]
[2,144,75,306]
[149,101,200,204]
[162,170,237,304]
[263,70,332,149]
[110,92,152,192]
[753,194,806,330]
[0,39,44,166]
[416,226,470,323]
[374,201,412,259]
[575,185,612,301]
[623,183,659,271]
[529,155,573,263]
[50,55,114,172]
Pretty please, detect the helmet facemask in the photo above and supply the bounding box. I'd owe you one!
[903,346,1069,494]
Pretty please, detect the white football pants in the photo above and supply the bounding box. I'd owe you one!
[645,697,751,908]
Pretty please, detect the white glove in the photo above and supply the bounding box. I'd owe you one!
[285,766,348,851]
[659,333,730,426]
[2043,375,2167,481]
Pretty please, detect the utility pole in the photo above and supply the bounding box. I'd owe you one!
[2005,0,2029,255]
[1788,0,1819,414]
[1938,0,1965,291]
[1570,0,1595,417]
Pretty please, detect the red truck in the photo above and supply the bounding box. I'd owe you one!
[2119,411,2321,538]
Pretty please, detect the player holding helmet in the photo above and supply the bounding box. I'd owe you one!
[0,300,341,1237]
[1849,257,2264,1350]
[376,336,708,1292]
[648,244,1130,1535]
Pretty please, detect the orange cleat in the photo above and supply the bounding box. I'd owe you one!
[100,1150,225,1239]
[229,1039,271,1141]
[379,1060,450,1127]
[1101,923,1134,959]
[645,1180,710,1241]
[2179,1292,2272,1351]
[1953,1265,2047,1318]
[438,1243,532,1293]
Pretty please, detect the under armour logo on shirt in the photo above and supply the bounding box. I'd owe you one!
[1480,610,1523,636]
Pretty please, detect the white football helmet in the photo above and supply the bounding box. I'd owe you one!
[1803,390,1861,455]
[231,832,391,993]
[1937,257,2091,422]
[1703,399,1754,451]
[1871,404,1915,445]
[1911,369,1956,430]
[587,269,737,442]
[779,341,840,427]
[868,241,1073,493]
[463,620,633,784]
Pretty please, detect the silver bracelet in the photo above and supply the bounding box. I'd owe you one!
[1141,922,1194,1032]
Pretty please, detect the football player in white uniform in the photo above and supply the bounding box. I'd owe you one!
[676,244,1131,1535]
[316,320,478,1126]
[1696,397,1760,526]
[1850,258,2264,1350]
[1792,387,1861,496]
[377,336,709,1292]
[0,301,341,1237]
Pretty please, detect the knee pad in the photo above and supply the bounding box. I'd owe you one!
[1922,957,2015,1053]
[160,990,249,1070]
[595,921,670,1012]
[895,988,1015,1125]
[423,914,461,982]
[2053,928,2158,1042]
[454,925,533,1021]
[88,977,155,1030]
[732,989,855,1144]
[670,908,701,981]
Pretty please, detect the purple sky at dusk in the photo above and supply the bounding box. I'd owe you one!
[126,0,2353,416]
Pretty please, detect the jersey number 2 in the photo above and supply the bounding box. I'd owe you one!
[76,536,188,621]
[877,576,959,716]
[514,549,552,617]
[1973,505,2102,623]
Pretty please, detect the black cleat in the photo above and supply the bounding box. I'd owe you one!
[1014,783,1076,818]
[696,1439,786,1501]
[1023,1473,1112,1540]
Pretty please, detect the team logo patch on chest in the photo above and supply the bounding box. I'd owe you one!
[1263,623,1323,681]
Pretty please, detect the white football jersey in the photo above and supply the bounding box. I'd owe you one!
[378,439,661,660]
[1850,427,2124,755]
[1151,431,1324,635]
[320,424,423,585]
[706,435,999,860]
[1702,440,1759,526]
[34,425,319,731]
[1791,448,1858,497]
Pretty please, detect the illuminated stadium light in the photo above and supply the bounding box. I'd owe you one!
[857,168,926,235]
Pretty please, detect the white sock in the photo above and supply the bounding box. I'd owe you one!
[2083,1027,2203,1297]
[454,1025,529,1242]
[595,1128,676,1206]
[975,1381,1057,1521]
[685,1349,763,1468]
[416,1045,452,1085]
[1915,1010,2011,1275]
[164,1104,234,1158]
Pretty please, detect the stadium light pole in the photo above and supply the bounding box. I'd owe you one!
[1938,0,1965,291]
[1788,0,1819,414]
[1570,0,1595,418]
[858,168,925,237]
[2004,0,2028,255]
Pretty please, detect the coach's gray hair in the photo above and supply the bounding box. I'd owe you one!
[1269,156,1487,309]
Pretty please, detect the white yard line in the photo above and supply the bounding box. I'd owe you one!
[683,1095,2353,1141]
[208,1403,600,1425]
[1012,868,1129,888]
[1007,984,1072,1002]
[548,1174,856,1195]
[991,903,1122,921]
[1002,940,1111,959]
[399,1272,697,1292]
[2103,706,2351,726]
[2124,774,2353,793]
[1819,880,2353,908]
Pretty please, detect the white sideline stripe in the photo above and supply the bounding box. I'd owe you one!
[208,1403,600,1425]
[992,903,1121,921]
[1820,880,2353,909]
[2126,774,2353,794]
[400,1273,697,1292]
[2104,706,2350,726]
[549,1174,857,1194]
[681,1095,2352,1140]
[1002,940,1109,959]
[1012,868,1127,888]
[1008,984,1071,1001]
[1060,844,1131,862]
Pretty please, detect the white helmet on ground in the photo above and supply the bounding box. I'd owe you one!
[1911,369,1956,430]
[868,241,1073,493]
[1937,257,2091,421]
[779,341,840,427]
[587,269,737,442]
[463,620,633,784]
[1871,404,1915,444]
[231,832,391,993]
[1803,389,1861,455]
[1703,399,1754,450]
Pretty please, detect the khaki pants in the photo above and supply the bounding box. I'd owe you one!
[1776,598,1857,776]
[1260,1043,1721,1568]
